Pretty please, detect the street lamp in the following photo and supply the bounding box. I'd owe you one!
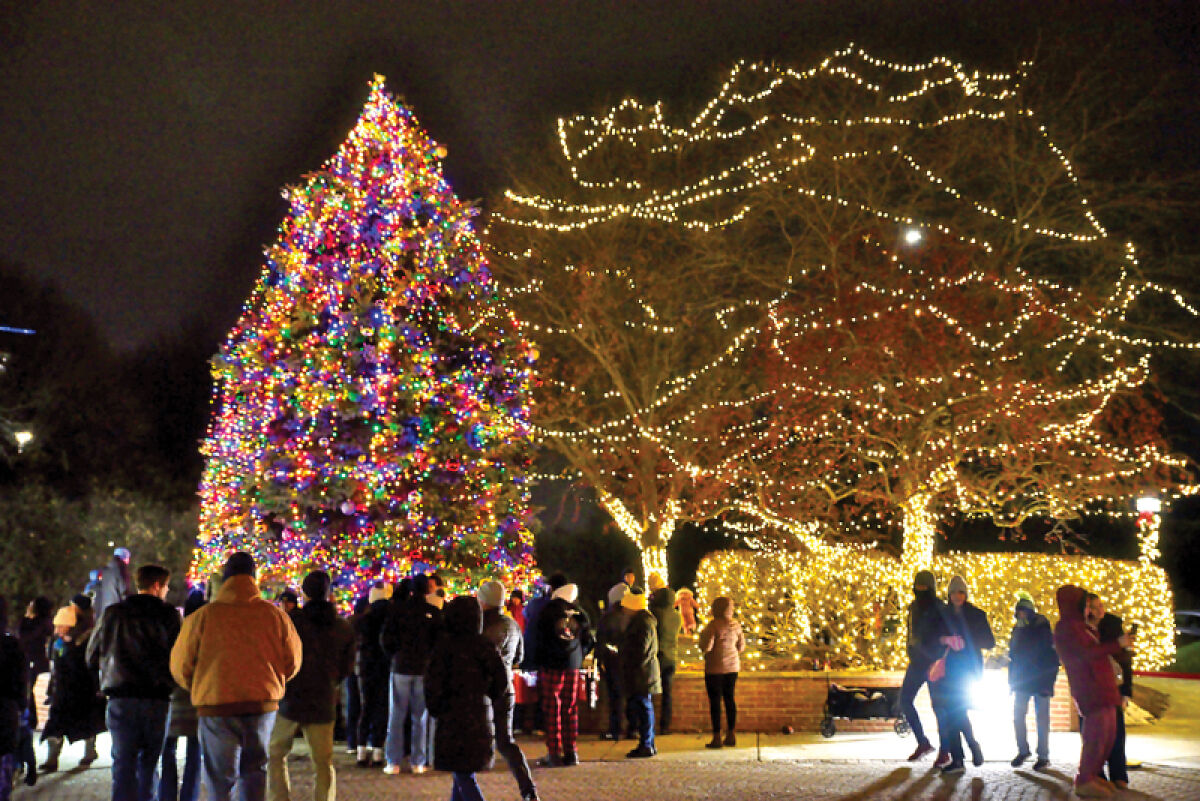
[13,430,32,453]
[1136,496,1162,515]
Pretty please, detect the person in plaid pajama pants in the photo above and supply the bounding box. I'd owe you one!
[533,584,592,767]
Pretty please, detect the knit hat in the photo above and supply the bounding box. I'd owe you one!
[368,583,392,604]
[607,583,629,608]
[947,575,968,598]
[1015,591,1036,616]
[113,547,131,562]
[53,605,76,628]
[647,572,666,592]
[621,588,648,611]
[551,583,579,603]
[913,570,936,592]
[478,580,506,609]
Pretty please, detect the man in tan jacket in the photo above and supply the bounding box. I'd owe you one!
[170,552,302,801]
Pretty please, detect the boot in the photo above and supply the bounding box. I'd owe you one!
[705,733,722,749]
[723,731,736,747]
[357,746,369,767]
[40,737,62,773]
[80,737,99,766]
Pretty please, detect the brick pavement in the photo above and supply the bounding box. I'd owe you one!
[18,733,1200,801]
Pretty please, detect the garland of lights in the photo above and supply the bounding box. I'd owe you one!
[194,77,538,603]
[493,46,1197,640]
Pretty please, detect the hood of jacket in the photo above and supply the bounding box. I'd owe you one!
[444,596,482,637]
[297,599,337,627]
[649,587,676,611]
[1056,585,1087,624]
[215,574,262,604]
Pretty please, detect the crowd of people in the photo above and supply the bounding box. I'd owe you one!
[0,547,1141,801]
[899,571,1137,798]
[0,550,739,801]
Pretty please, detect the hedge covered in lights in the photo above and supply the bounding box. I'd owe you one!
[696,547,1174,672]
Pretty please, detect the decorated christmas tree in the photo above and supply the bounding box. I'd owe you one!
[194,77,538,600]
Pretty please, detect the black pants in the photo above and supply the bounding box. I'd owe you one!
[659,660,676,732]
[900,661,930,746]
[704,673,738,735]
[344,675,361,749]
[494,696,536,799]
[357,669,389,749]
[934,703,968,764]
[1106,704,1128,783]
[601,667,634,738]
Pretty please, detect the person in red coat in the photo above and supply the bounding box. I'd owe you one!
[1052,585,1131,798]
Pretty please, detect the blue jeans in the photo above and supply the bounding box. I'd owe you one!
[1014,691,1050,761]
[451,771,485,801]
[626,694,655,751]
[386,674,427,768]
[198,713,275,801]
[107,697,170,801]
[159,734,201,801]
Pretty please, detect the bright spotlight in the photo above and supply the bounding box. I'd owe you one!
[904,228,923,245]
[1136,496,1161,514]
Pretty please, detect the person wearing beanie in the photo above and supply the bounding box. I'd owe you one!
[478,581,538,801]
[519,573,566,675]
[675,588,700,636]
[595,583,634,741]
[534,580,592,767]
[698,597,745,749]
[901,569,941,762]
[95,547,133,621]
[1008,592,1058,771]
[87,563,181,801]
[646,573,666,594]
[267,571,354,801]
[351,582,391,767]
[927,574,994,776]
[618,589,660,758]
[41,597,103,772]
[170,552,302,801]
[380,573,443,775]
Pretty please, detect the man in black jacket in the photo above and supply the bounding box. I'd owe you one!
[267,571,355,801]
[534,583,592,767]
[1087,593,1134,790]
[1008,593,1058,771]
[354,583,391,767]
[479,580,538,801]
[86,564,180,801]
[380,574,442,774]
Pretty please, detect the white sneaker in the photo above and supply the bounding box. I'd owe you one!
[411,764,429,775]
[371,747,384,765]
[382,764,402,775]
[357,746,368,762]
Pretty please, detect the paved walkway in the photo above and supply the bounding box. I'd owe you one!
[20,729,1200,801]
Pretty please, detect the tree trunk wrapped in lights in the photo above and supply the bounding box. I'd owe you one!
[195,78,538,602]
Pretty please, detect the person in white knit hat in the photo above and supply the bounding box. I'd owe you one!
[533,583,592,767]
[479,580,538,801]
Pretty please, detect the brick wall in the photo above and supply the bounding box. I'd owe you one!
[575,669,1075,734]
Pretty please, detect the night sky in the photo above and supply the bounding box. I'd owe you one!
[1,1,1197,351]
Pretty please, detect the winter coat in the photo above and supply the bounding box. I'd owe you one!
[381,596,442,676]
[18,617,53,677]
[481,608,523,686]
[0,633,27,756]
[699,617,745,674]
[425,597,508,774]
[169,574,302,717]
[43,628,106,742]
[87,593,181,699]
[927,600,994,709]
[1053,585,1122,715]
[279,600,356,724]
[520,593,552,671]
[649,588,681,667]
[1096,613,1133,699]
[595,607,630,678]
[355,599,391,679]
[905,591,941,667]
[619,609,661,696]
[535,597,593,671]
[94,556,131,619]
[1008,612,1059,696]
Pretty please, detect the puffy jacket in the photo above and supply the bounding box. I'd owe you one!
[1053,585,1122,715]
[381,596,443,675]
[649,588,681,667]
[619,609,661,696]
[520,594,552,671]
[927,600,994,708]
[425,598,508,774]
[481,608,524,677]
[169,575,302,717]
[1008,613,1059,696]
[279,600,355,724]
[87,594,181,699]
[594,607,629,676]
[699,617,745,674]
[535,598,593,670]
[355,599,391,677]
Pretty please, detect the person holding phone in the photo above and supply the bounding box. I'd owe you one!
[1086,593,1135,791]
